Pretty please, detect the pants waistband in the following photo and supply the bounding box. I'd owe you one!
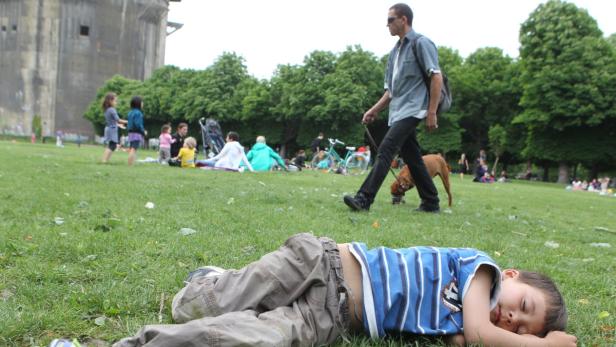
[319,237,351,338]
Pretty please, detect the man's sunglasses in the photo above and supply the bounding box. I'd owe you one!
[387,16,399,24]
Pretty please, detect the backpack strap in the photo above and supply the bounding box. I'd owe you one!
[410,35,431,88]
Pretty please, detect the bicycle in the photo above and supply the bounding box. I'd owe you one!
[312,138,370,175]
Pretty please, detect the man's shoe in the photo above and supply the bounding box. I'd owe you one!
[185,265,226,283]
[414,205,440,213]
[343,194,370,211]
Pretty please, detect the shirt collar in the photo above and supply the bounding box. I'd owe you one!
[397,28,417,47]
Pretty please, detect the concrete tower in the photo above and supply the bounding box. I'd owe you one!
[0,0,180,138]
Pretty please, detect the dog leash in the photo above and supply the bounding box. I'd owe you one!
[363,124,408,189]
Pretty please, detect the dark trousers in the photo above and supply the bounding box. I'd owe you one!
[359,116,439,207]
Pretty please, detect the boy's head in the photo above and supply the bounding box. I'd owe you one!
[492,269,567,337]
[226,131,239,142]
[184,137,196,149]
[256,135,266,144]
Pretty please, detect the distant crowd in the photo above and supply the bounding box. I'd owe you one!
[567,177,614,195]
[99,93,338,173]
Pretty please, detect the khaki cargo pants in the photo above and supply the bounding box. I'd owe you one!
[113,233,350,347]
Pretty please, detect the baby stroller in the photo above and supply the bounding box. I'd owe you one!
[198,118,225,158]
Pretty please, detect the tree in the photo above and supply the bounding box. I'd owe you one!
[606,33,616,48]
[83,75,142,133]
[488,124,507,175]
[516,0,616,182]
[454,48,521,157]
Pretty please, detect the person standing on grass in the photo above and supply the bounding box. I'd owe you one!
[158,124,174,164]
[344,3,441,213]
[127,96,146,166]
[101,92,127,163]
[458,153,469,180]
[169,122,189,167]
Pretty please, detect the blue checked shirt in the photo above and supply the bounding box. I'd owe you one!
[385,29,441,126]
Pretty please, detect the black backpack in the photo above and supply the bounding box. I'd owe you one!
[411,36,452,115]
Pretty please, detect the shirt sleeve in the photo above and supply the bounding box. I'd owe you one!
[137,111,145,132]
[211,142,230,161]
[111,109,119,122]
[458,252,502,311]
[416,37,441,76]
[270,148,285,167]
[242,151,254,172]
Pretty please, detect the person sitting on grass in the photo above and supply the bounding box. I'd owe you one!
[169,123,189,167]
[315,150,331,170]
[172,136,197,168]
[246,136,286,171]
[113,233,576,347]
[291,149,307,171]
[198,131,254,172]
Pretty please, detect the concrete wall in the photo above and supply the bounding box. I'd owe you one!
[0,0,172,137]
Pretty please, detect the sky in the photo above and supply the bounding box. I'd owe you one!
[164,0,616,80]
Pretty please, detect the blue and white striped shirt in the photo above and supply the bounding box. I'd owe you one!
[349,243,501,338]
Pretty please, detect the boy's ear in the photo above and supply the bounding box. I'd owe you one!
[502,269,520,280]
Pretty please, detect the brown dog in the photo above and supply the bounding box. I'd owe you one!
[390,154,452,207]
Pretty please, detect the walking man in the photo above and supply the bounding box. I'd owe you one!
[344,3,442,213]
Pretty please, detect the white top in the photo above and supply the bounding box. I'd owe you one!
[211,141,254,172]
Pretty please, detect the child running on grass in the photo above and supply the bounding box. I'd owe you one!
[172,136,196,168]
[113,233,576,347]
[101,92,127,163]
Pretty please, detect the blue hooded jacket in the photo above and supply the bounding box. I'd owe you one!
[246,143,285,171]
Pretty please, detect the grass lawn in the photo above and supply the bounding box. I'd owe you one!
[0,140,614,346]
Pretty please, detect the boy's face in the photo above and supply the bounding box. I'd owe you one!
[490,269,547,336]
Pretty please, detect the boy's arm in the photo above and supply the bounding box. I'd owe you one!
[463,265,577,347]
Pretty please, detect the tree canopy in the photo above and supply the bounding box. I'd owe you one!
[85,0,616,179]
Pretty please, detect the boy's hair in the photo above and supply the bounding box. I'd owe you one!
[227,131,239,142]
[390,3,413,26]
[130,96,143,110]
[184,137,197,149]
[518,271,567,336]
[102,92,116,110]
[256,135,266,144]
[161,124,171,133]
[177,122,188,131]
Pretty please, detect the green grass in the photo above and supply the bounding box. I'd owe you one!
[0,140,614,346]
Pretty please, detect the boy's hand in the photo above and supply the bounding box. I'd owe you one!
[445,334,465,346]
[544,331,577,346]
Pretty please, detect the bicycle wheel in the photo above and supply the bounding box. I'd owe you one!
[345,153,369,175]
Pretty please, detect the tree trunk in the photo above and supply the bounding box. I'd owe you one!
[557,162,569,184]
[542,165,549,182]
[590,162,599,179]
[572,164,578,180]
[492,156,500,176]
